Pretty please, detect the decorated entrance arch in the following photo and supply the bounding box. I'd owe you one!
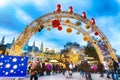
[9,4,117,62]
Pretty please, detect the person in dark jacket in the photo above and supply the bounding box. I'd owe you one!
[97,61,104,77]
[112,59,119,80]
[83,60,92,80]
[80,61,85,77]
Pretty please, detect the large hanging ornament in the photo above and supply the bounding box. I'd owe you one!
[91,18,95,25]
[56,4,61,12]
[85,24,90,29]
[52,19,60,28]
[66,19,70,25]
[82,12,86,18]
[47,27,51,31]
[94,31,99,36]
[68,6,73,14]
[66,27,72,33]
[83,35,89,41]
[75,21,81,26]
[58,25,62,31]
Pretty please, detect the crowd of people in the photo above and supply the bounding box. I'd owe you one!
[28,58,120,80]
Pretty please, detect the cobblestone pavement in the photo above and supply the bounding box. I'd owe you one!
[0,72,115,80]
[25,72,113,80]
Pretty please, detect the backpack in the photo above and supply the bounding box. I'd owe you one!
[29,62,39,75]
[114,61,119,69]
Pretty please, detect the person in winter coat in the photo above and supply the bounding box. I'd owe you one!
[82,60,92,80]
[97,61,104,77]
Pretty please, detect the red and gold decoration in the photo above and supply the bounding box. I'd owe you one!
[56,4,61,12]
[66,19,70,25]
[52,19,60,28]
[66,27,72,33]
[94,31,99,36]
[75,21,81,26]
[68,6,73,14]
[91,18,95,25]
[58,25,62,31]
[83,35,89,41]
[82,12,86,18]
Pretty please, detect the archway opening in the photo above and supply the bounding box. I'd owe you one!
[9,4,118,62]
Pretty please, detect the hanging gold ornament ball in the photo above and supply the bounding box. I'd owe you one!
[66,27,72,33]
[47,27,51,31]
[86,24,90,29]
[75,21,81,26]
[83,35,89,41]
[66,19,70,25]
[76,32,80,35]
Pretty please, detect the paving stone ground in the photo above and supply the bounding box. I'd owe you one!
[1,72,119,80]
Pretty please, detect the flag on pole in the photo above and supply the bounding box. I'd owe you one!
[0,54,28,77]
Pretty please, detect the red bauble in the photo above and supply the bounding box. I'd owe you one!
[82,12,86,18]
[68,6,73,13]
[69,6,73,10]
[52,20,60,28]
[94,31,99,36]
[57,4,61,8]
[91,18,95,25]
[58,26,62,31]
[56,4,61,12]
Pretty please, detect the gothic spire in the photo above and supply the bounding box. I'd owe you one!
[0,36,5,45]
[40,41,43,53]
[32,41,35,52]
[11,37,15,45]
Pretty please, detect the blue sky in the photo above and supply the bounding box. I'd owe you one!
[0,0,120,54]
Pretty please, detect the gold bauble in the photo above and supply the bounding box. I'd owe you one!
[66,19,70,25]
[83,35,89,41]
[66,27,72,33]
[86,25,90,29]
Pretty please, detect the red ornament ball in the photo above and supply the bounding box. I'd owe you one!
[91,18,95,25]
[58,26,62,31]
[52,20,60,28]
[69,6,73,10]
[94,31,99,36]
[82,12,86,18]
[57,4,61,8]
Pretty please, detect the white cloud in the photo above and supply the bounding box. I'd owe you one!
[12,0,31,5]
[32,0,54,12]
[0,0,31,7]
[15,9,33,25]
[0,0,8,7]
[27,26,87,52]
[117,0,120,4]
[32,0,49,7]
[31,0,93,13]
[95,15,120,55]
[0,27,19,44]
